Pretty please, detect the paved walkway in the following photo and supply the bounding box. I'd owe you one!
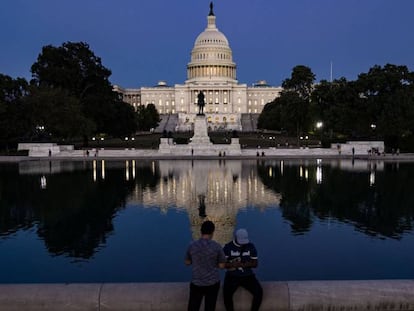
[2,150,414,162]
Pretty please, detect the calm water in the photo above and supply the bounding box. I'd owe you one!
[1,159,414,283]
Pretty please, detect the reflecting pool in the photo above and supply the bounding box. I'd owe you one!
[1,159,414,283]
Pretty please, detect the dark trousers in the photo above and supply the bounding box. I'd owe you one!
[223,274,263,311]
[188,281,220,311]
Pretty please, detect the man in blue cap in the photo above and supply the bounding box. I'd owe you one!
[223,228,263,311]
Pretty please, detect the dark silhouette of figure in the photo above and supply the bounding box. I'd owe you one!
[209,2,214,16]
[197,91,206,115]
[198,195,207,218]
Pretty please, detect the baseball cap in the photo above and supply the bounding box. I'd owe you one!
[235,228,249,245]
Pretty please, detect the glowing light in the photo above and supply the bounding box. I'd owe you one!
[101,160,105,180]
[370,171,375,186]
[40,175,47,189]
[316,166,322,184]
[93,160,97,182]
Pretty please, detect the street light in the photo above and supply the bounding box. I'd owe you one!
[316,121,323,145]
[316,121,323,129]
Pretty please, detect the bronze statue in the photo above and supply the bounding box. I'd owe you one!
[209,2,214,16]
[197,91,205,115]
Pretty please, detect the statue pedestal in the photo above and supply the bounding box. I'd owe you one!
[190,115,213,146]
[158,114,241,156]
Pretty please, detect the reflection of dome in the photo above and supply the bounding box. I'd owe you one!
[187,3,237,82]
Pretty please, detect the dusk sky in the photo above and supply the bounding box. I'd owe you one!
[1,0,413,88]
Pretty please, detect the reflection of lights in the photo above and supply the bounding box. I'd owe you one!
[268,167,273,177]
[126,161,130,181]
[370,171,375,186]
[132,160,136,179]
[304,168,309,180]
[299,166,303,178]
[280,160,284,176]
[152,161,155,175]
[40,175,47,189]
[93,160,97,182]
[316,166,322,184]
[317,158,322,166]
[101,160,105,180]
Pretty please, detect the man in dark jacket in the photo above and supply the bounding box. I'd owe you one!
[223,228,263,311]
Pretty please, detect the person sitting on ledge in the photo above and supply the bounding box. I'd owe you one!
[223,228,263,311]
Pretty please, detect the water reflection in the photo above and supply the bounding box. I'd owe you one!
[126,160,280,243]
[1,159,414,262]
[257,159,414,238]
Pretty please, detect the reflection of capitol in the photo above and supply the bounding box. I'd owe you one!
[17,159,388,243]
[127,160,281,244]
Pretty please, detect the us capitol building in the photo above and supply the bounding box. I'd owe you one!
[113,3,282,131]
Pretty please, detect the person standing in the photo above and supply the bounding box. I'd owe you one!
[223,228,263,311]
[185,220,226,311]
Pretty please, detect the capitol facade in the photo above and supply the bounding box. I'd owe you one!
[114,3,282,131]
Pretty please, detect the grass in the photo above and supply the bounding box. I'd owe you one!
[76,132,320,149]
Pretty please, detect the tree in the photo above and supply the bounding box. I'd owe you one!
[0,74,30,148]
[136,104,160,131]
[257,100,282,131]
[279,91,309,136]
[282,65,316,101]
[311,78,365,138]
[258,66,316,135]
[356,64,414,147]
[25,87,95,139]
[30,41,137,137]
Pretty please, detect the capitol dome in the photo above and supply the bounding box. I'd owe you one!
[187,3,237,83]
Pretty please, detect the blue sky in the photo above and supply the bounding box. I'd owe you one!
[1,0,413,88]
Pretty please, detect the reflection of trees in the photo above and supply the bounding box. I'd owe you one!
[258,162,414,239]
[0,162,158,258]
[0,164,34,235]
[257,162,314,234]
[135,161,160,191]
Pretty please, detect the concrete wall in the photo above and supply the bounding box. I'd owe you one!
[1,280,414,311]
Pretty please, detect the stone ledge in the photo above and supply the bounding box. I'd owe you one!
[0,280,413,311]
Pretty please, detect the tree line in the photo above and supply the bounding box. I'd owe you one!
[0,41,159,150]
[258,64,414,151]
